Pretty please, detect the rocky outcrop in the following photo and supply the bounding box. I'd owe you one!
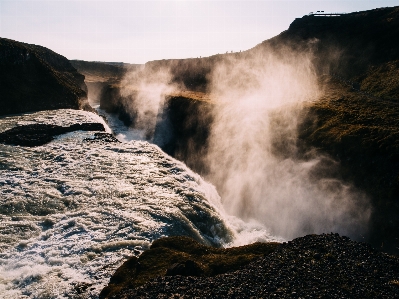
[84,132,120,143]
[0,123,105,146]
[99,236,280,299]
[0,38,92,116]
[102,234,399,299]
[98,86,213,174]
[99,84,133,125]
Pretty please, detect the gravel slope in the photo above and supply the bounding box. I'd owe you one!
[112,234,399,299]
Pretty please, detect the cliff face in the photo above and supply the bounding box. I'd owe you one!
[276,7,399,254]
[98,86,213,174]
[260,6,399,93]
[0,38,91,116]
[153,95,213,174]
[70,60,129,83]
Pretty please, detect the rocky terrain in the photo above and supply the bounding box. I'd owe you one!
[0,38,92,116]
[153,93,213,174]
[103,234,399,299]
[100,236,280,298]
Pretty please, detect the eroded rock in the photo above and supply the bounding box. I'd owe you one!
[0,123,105,146]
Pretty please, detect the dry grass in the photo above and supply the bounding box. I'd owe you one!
[167,90,213,103]
[299,73,399,254]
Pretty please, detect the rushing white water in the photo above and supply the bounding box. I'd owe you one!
[0,109,277,298]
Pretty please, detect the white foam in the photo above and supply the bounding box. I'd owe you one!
[0,109,254,298]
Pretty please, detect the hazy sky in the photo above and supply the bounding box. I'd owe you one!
[1,0,397,64]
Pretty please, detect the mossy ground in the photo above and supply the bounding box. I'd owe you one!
[299,75,399,254]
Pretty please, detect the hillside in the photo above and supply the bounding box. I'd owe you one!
[69,60,142,83]
[278,7,399,254]
[0,38,91,116]
[1,5,398,298]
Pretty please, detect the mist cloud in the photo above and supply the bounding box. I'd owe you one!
[119,66,176,140]
[205,47,371,240]
[119,44,371,242]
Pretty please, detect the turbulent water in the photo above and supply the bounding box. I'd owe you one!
[0,109,277,298]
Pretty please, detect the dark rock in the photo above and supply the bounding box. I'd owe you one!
[165,263,185,276]
[165,260,203,277]
[0,38,92,116]
[98,85,213,175]
[0,123,105,146]
[153,95,213,175]
[83,132,120,143]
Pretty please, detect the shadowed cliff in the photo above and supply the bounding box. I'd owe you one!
[0,38,92,116]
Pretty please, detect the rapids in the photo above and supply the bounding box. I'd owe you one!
[0,109,277,298]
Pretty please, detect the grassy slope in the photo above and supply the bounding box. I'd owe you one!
[282,7,399,254]
[299,76,399,254]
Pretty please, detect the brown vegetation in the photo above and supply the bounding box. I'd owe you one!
[99,236,280,299]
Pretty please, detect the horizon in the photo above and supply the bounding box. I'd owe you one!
[1,0,398,64]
